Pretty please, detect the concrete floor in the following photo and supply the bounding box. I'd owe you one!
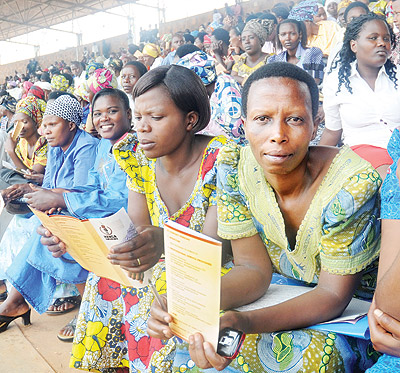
[0,307,79,372]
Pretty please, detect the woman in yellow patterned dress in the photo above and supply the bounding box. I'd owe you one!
[147,62,381,372]
[70,65,263,372]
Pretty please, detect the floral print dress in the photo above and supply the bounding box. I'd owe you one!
[70,134,228,372]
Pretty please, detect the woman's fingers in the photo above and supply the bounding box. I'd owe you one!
[374,309,400,340]
[189,333,213,369]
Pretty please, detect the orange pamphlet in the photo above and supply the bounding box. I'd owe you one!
[30,207,151,288]
[164,220,222,350]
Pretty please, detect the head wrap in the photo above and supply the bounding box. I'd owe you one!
[75,80,91,102]
[337,0,351,11]
[203,35,212,46]
[288,0,319,21]
[44,95,83,126]
[142,43,161,58]
[177,51,217,86]
[51,75,71,92]
[36,81,52,91]
[86,61,104,79]
[242,19,274,45]
[87,68,118,94]
[16,96,46,127]
[108,58,123,72]
[23,81,33,93]
[0,95,17,113]
[28,85,45,100]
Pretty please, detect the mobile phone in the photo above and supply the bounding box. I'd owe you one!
[217,328,246,359]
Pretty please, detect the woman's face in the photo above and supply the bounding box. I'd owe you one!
[241,31,262,56]
[229,29,241,49]
[134,86,193,159]
[194,37,204,50]
[13,112,37,139]
[338,7,346,27]
[42,115,76,151]
[327,2,338,18]
[278,23,301,51]
[143,55,155,69]
[92,94,132,144]
[120,65,141,95]
[350,20,391,70]
[244,77,316,176]
[314,7,327,22]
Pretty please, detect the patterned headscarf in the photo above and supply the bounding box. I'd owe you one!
[87,68,118,94]
[288,0,319,21]
[288,0,318,21]
[16,96,46,127]
[242,19,274,45]
[337,0,351,11]
[51,75,73,93]
[0,95,17,113]
[75,80,91,102]
[142,43,161,58]
[177,51,217,86]
[28,85,45,100]
[86,61,104,79]
[108,58,123,73]
[44,95,83,126]
[23,81,33,93]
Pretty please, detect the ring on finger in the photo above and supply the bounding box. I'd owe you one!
[137,258,141,266]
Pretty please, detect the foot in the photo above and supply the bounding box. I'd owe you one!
[0,299,29,318]
[47,301,76,313]
[46,296,80,315]
[57,315,77,342]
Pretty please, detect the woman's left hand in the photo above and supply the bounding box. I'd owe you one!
[369,300,400,357]
[25,184,63,211]
[188,333,231,371]
[188,311,248,370]
[23,170,44,184]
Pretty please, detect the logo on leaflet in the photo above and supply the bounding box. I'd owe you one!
[99,224,118,240]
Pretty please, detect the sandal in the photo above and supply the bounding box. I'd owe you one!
[57,315,77,343]
[46,296,80,315]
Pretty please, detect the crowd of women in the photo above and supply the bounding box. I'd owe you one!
[0,0,400,371]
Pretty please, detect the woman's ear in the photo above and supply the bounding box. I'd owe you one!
[242,116,248,140]
[350,39,357,54]
[186,111,199,131]
[68,121,76,132]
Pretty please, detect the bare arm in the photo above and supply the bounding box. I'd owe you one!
[319,128,342,146]
[231,70,244,85]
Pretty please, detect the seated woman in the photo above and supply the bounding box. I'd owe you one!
[366,128,400,371]
[32,88,132,341]
[120,61,148,111]
[0,95,98,332]
[231,19,273,86]
[68,65,245,372]
[267,19,324,85]
[320,13,399,180]
[147,62,381,372]
[0,96,47,190]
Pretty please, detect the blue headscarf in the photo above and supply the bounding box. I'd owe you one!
[176,51,217,86]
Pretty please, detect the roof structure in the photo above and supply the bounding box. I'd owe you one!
[0,0,136,41]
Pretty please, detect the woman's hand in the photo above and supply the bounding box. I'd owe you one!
[108,225,163,273]
[2,183,32,202]
[25,184,64,211]
[37,225,67,258]
[369,300,400,357]
[4,134,17,154]
[23,170,44,185]
[188,333,231,371]
[147,295,174,339]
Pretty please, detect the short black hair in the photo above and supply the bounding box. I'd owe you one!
[48,91,77,101]
[124,61,148,78]
[133,65,211,133]
[344,1,369,22]
[92,87,130,111]
[196,31,207,43]
[183,33,195,44]
[276,19,308,49]
[41,72,51,82]
[272,6,290,20]
[260,12,278,25]
[212,28,230,46]
[242,62,319,118]
[176,44,201,58]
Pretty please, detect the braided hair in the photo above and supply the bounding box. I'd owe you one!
[331,13,397,94]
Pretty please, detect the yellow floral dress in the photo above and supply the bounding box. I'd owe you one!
[167,144,381,373]
[231,54,269,84]
[70,134,228,372]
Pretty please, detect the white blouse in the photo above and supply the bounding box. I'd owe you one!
[323,61,400,149]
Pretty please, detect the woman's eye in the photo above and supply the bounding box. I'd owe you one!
[93,112,101,117]
[134,116,141,121]
[152,116,163,121]
[255,116,269,123]
[287,117,304,125]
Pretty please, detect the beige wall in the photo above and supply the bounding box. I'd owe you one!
[0,34,130,80]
